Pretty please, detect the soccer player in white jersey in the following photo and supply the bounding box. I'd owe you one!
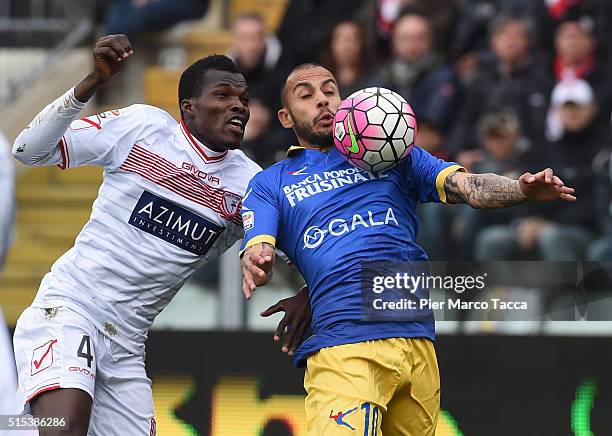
[10,34,308,435]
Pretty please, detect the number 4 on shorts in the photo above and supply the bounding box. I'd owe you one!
[77,335,93,368]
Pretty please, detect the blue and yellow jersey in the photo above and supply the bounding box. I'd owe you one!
[240,146,462,366]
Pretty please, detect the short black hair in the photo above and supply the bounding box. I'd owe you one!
[488,11,534,41]
[280,63,324,107]
[178,54,242,117]
[232,12,266,28]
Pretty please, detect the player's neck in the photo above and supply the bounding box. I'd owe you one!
[303,145,332,152]
[298,140,332,153]
[193,132,225,153]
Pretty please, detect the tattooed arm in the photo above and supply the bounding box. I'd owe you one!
[444,168,577,209]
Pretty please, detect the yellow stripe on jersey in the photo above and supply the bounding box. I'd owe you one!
[286,145,306,157]
[436,164,465,204]
[239,234,277,257]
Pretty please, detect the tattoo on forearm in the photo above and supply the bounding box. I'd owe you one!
[444,172,526,208]
[444,171,464,204]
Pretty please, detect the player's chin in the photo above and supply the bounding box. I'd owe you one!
[226,134,243,149]
[222,131,244,149]
[311,129,334,145]
[315,124,333,136]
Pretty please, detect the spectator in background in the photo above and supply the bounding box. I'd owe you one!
[552,19,612,116]
[543,79,608,259]
[588,151,612,260]
[228,13,284,111]
[320,20,375,98]
[365,0,411,57]
[399,0,459,53]
[373,12,459,154]
[554,19,596,81]
[241,99,288,168]
[450,12,552,163]
[450,0,545,82]
[545,78,609,165]
[275,0,367,70]
[226,13,294,168]
[473,81,602,261]
[105,0,209,41]
[358,0,458,59]
[374,13,459,260]
[534,0,612,53]
[0,130,14,269]
[0,129,17,418]
[468,110,541,175]
[454,111,541,259]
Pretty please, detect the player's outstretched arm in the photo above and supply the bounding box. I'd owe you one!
[241,242,276,299]
[12,34,132,165]
[444,168,577,209]
[74,34,133,102]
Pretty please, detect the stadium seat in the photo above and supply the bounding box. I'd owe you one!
[0,166,102,325]
[143,67,182,119]
[181,30,233,64]
[227,0,289,32]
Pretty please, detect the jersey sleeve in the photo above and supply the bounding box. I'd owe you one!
[403,146,464,203]
[58,105,147,170]
[239,171,281,256]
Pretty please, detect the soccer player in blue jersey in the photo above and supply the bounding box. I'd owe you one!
[240,64,576,435]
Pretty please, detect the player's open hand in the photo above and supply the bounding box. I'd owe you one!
[241,242,275,299]
[92,34,133,82]
[519,168,577,203]
[261,286,312,357]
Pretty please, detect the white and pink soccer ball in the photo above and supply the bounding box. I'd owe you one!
[333,87,416,173]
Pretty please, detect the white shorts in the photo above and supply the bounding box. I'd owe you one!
[13,306,156,435]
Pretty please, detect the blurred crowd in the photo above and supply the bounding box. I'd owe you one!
[4,0,612,263]
[213,0,612,262]
[215,0,612,263]
[0,130,14,272]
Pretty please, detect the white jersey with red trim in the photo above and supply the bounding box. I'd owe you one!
[30,104,261,353]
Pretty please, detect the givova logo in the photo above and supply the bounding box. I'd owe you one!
[303,208,398,249]
[129,191,224,255]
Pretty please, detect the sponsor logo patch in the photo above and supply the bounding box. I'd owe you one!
[31,339,58,376]
[242,211,255,231]
[335,122,346,142]
[220,191,242,218]
[69,366,96,380]
[282,167,387,207]
[129,191,224,255]
[303,208,399,249]
[329,407,357,431]
[287,166,309,176]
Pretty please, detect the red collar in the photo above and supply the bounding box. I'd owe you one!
[553,55,595,81]
[180,118,228,163]
[548,0,584,19]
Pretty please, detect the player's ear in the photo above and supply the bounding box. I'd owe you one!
[278,108,294,129]
[181,99,195,119]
